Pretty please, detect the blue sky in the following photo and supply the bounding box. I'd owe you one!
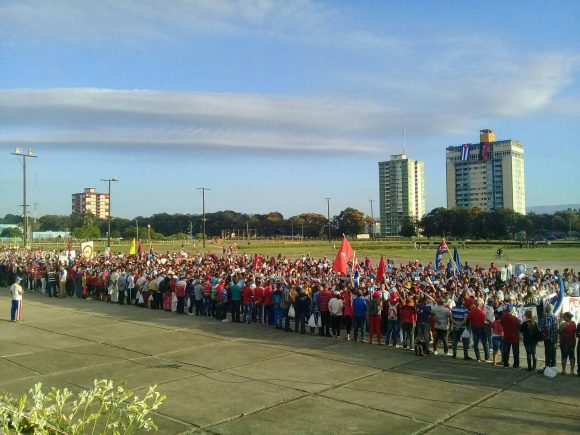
[1,0,579,219]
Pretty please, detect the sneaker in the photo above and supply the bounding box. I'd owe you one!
[485,359,493,363]
[222,318,230,323]
[445,352,451,357]
[433,351,439,356]
[463,356,473,361]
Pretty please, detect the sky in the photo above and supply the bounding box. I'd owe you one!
[1,0,579,220]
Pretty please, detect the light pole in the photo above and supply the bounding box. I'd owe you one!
[100,177,118,250]
[135,219,139,241]
[11,148,37,248]
[147,224,151,245]
[196,187,210,248]
[369,198,375,241]
[325,197,331,242]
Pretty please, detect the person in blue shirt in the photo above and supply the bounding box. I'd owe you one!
[352,291,367,342]
[416,296,432,355]
[451,298,471,360]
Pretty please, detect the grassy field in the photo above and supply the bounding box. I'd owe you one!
[27,239,580,268]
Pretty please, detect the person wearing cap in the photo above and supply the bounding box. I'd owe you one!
[9,276,24,322]
[500,305,521,368]
[558,312,576,375]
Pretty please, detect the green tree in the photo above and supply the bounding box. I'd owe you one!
[1,227,23,238]
[72,225,101,240]
[332,208,366,237]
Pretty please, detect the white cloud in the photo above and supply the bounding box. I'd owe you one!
[0,88,391,153]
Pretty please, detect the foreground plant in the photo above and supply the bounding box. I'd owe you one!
[0,379,166,434]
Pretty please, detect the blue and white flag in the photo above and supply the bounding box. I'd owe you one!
[460,143,470,161]
[453,247,462,274]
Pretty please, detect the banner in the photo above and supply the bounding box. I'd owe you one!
[515,306,537,322]
[561,297,580,323]
[81,241,94,259]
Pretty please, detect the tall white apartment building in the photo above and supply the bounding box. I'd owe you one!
[446,129,525,214]
[378,154,425,237]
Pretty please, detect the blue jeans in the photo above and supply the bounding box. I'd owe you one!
[452,328,470,358]
[10,300,21,321]
[254,304,263,324]
[386,319,400,345]
[472,327,490,361]
[204,297,212,317]
[353,316,365,341]
[243,302,253,323]
[263,304,274,325]
[524,342,537,369]
[274,306,283,328]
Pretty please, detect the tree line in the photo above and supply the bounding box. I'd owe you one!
[1,207,578,240]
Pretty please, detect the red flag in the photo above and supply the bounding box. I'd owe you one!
[376,255,386,283]
[253,254,262,271]
[68,239,72,256]
[138,239,143,258]
[332,235,354,275]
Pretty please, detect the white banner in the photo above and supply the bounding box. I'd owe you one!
[515,306,538,322]
[561,297,580,324]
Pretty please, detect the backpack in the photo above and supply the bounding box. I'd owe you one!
[387,303,398,320]
[282,289,291,305]
[369,298,380,316]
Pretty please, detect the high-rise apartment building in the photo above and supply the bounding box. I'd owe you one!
[72,188,110,219]
[446,129,525,214]
[378,154,425,237]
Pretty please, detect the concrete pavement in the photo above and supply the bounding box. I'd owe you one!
[1,292,579,434]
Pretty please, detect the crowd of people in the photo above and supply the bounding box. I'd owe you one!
[2,246,579,376]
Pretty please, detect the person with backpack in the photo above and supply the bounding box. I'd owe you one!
[385,293,400,346]
[520,310,540,371]
[368,289,383,345]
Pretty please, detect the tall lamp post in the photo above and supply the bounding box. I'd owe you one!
[11,148,37,248]
[369,198,375,241]
[147,224,151,245]
[324,197,331,243]
[100,177,118,250]
[196,187,210,248]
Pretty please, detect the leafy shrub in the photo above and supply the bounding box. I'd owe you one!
[0,379,166,434]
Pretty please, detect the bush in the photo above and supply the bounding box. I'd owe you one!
[0,379,165,434]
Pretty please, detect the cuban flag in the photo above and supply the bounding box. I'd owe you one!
[552,276,566,316]
[460,143,470,161]
[478,142,490,161]
[453,247,462,274]
[434,239,449,271]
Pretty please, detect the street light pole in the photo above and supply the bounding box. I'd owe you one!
[325,197,331,243]
[147,224,151,245]
[135,219,139,241]
[196,187,210,248]
[100,177,118,251]
[11,148,37,248]
[369,198,375,241]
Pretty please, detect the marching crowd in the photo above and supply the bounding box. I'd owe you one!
[2,247,579,377]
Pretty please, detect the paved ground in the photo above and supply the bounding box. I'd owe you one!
[1,292,579,435]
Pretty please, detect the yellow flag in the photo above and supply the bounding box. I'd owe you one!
[129,238,136,255]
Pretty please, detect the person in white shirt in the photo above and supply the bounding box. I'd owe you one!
[328,292,344,338]
[10,276,24,322]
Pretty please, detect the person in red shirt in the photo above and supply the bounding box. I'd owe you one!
[253,280,265,324]
[400,296,417,349]
[241,283,253,324]
[467,299,491,361]
[318,287,332,337]
[559,312,577,375]
[500,305,521,368]
[341,289,354,340]
[263,280,274,326]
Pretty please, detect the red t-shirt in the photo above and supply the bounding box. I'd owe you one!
[468,308,487,328]
[560,321,577,345]
[254,286,265,305]
[241,286,253,304]
[500,313,521,344]
[263,286,273,305]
